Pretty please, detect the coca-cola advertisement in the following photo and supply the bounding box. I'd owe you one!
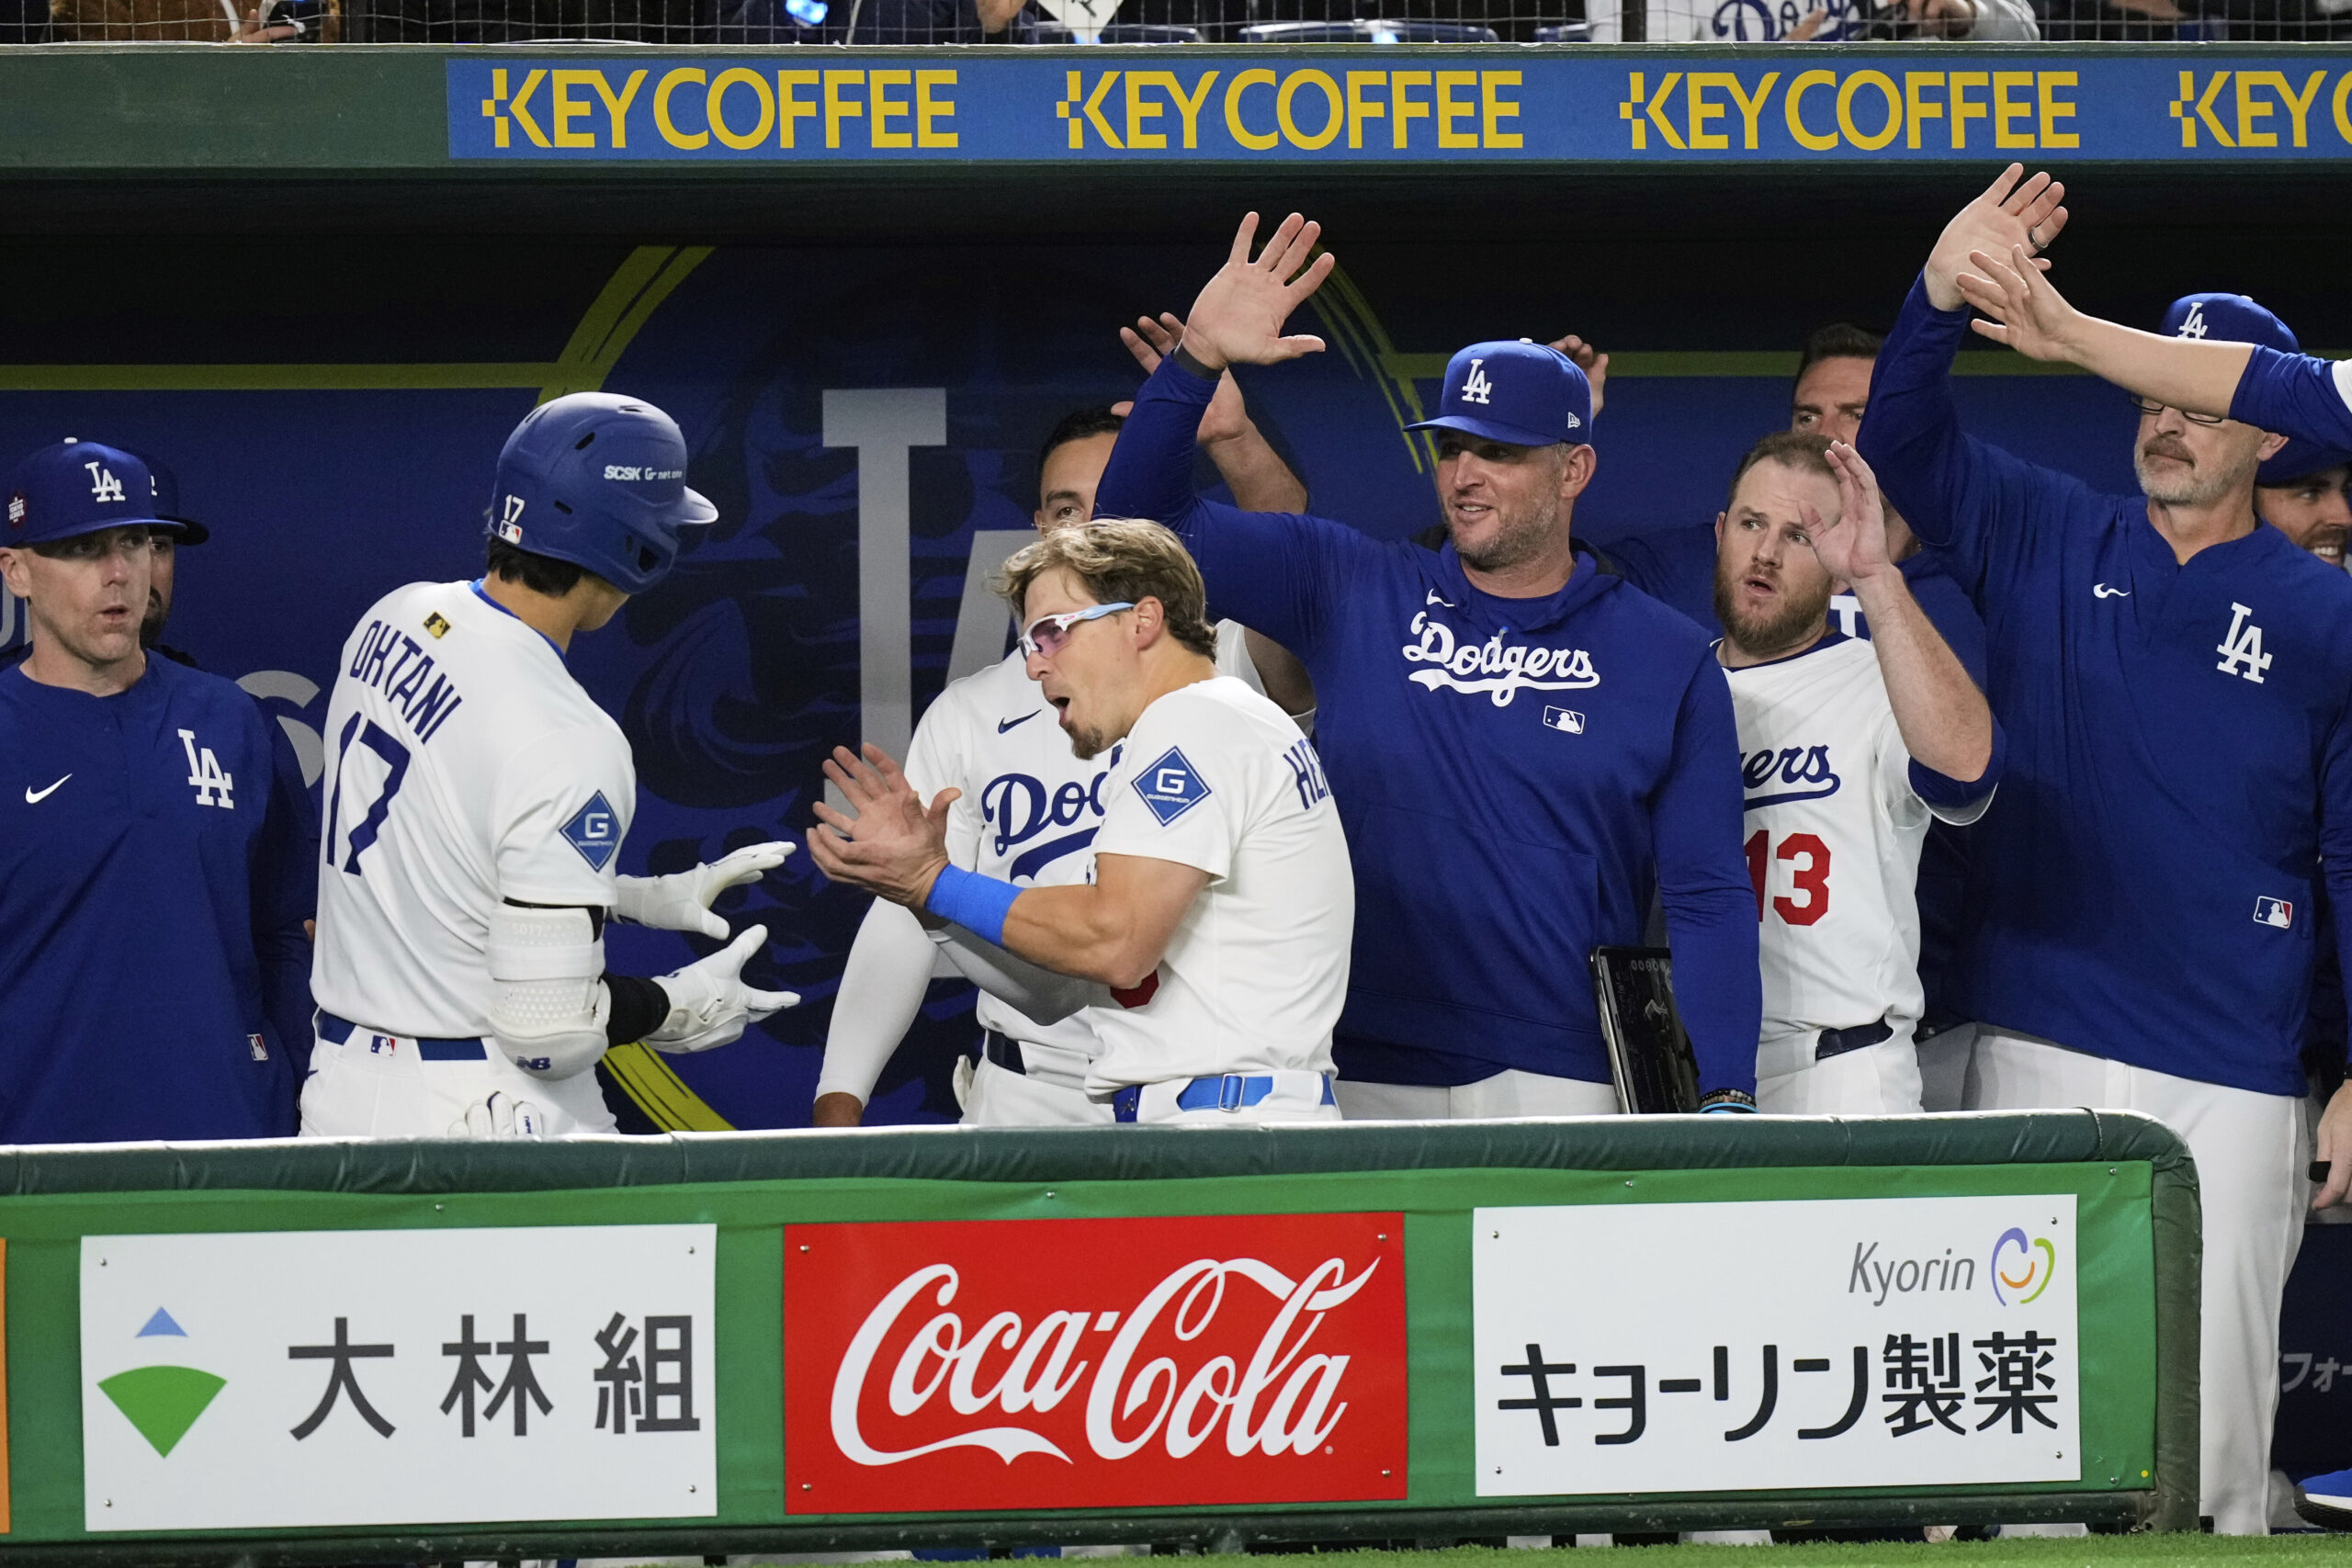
[783,1213,1408,1513]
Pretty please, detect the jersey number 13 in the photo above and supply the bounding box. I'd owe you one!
[1746,829,1830,927]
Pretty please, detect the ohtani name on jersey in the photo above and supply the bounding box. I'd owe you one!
[1742,744,1842,808]
[346,618,467,744]
[1399,612,1599,707]
[981,767,1111,881]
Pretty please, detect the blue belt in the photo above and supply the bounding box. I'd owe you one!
[1112,1072,1336,1123]
[315,1010,488,1062]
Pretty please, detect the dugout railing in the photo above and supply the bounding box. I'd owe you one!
[0,1111,2195,1563]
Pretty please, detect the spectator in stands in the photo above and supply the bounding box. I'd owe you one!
[1099,212,1761,1119]
[1590,0,2033,44]
[810,387,1314,1127]
[716,0,1030,40]
[0,440,313,1142]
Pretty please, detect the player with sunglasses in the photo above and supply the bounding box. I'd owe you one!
[809,516,1353,1126]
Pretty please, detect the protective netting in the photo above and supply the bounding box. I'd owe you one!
[11,0,2347,43]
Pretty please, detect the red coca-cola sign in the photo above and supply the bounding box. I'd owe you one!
[784,1213,1408,1514]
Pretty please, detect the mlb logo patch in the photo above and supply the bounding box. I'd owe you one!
[246,1032,268,1062]
[562,790,621,870]
[2256,897,2294,930]
[1132,747,1211,826]
[1543,706,1586,735]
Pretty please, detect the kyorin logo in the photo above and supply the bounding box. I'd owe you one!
[1990,1227,2057,1305]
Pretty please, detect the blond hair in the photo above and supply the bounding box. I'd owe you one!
[997,517,1217,659]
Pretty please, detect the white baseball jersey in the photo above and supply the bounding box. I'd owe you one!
[1084,676,1353,1093]
[311,580,633,1130]
[1724,633,1995,1081]
[906,624,1289,1057]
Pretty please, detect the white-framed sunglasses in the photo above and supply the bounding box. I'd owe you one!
[1018,601,1134,660]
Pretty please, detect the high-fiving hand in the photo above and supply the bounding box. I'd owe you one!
[1116,312,1255,446]
[807,744,959,909]
[1799,441,1894,589]
[1923,163,2067,311]
[1953,243,2087,364]
[612,840,796,940]
[1177,212,1339,376]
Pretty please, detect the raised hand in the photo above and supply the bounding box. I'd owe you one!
[1924,164,2066,310]
[808,743,958,908]
[1955,243,2086,363]
[1121,311,1255,446]
[1179,212,1338,375]
[1803,440,1894,587]
[1548,333,1609,419]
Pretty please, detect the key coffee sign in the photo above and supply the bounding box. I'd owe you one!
[783,1213,1407,1513]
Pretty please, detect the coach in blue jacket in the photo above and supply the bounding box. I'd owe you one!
[1095,213,1760,1118]
[1857,166,2352,1536]
[0,440,314,1142]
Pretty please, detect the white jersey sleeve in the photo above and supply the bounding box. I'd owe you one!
[491,723,636,907]
[1873,704,1997,829]
[1093,709,1249,881]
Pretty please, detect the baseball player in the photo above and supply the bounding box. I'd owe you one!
[1713,432,2000,1113]
[811,518,1352,1125]
[811,400,1315,1129]
[306,393,797,1139]
[0,439,314,1140]
[1094,213,1761,1119]
[1859,165,2352,1534]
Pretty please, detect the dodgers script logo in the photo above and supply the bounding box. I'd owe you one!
[1400,611,1599,707]
[1742,745,1841,808]
[981,766,1111,882]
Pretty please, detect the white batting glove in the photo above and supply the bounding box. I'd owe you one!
[647,924,799,1055]
[612,841,796,940]
[449,1092,546,1139]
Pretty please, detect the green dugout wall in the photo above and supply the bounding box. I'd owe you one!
[0,1112,2197,1561]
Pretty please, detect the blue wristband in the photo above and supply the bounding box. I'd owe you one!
[924,863,1021,947]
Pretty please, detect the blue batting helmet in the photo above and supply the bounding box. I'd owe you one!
[488,393,718,594]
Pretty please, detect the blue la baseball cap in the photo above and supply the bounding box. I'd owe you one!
[5,439,187,546]
[2157,295,2352,486]
[1405,340,1592,449]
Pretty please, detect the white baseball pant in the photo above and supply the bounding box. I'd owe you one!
[961,1039,1114,1127]
[1965,1027,2306,1535]
[300,1024,616,1138]
[1335,1069,1620,1120]
[1757,1033,1925,1114]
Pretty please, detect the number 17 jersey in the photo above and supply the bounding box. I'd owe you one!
[311,580,636,1049]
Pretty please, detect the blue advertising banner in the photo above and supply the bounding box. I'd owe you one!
[447,52,2352,164]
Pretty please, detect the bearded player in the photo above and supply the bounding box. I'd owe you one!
[306,393,797,1138]
[1713,433,2000,1113]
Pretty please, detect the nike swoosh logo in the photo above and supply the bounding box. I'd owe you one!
[997,712,1041,734]
[1426,589,1454,607]
[2094,583,2131,599]
[24,773,69,804]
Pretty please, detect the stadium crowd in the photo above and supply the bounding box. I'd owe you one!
[20,0,2352,50]
[5,167,2352,1529]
